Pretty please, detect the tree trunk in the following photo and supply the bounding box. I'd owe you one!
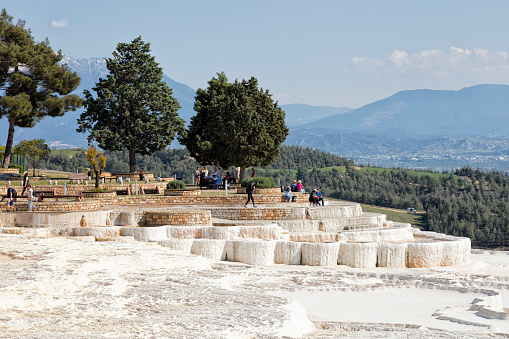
[239,167,247,182]
[32,165,36,177]
[95,170,100,189]
[2,116,15,168]
[129,144,136,174]
[214,160,220,174]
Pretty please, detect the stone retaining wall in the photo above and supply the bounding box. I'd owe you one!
[144,210,211,226]
[164,189,201,196]
[236,187,282,194]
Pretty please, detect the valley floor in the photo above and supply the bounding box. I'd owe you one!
[0,235,508,338]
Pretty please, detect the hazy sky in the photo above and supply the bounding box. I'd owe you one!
[4,0,509,108]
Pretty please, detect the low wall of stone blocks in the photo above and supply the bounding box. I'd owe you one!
[144,210,211,226]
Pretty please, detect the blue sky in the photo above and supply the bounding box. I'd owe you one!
[4,0,509,108]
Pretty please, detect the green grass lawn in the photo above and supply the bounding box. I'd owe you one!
[358,167,448,181]
[360,203,426,230]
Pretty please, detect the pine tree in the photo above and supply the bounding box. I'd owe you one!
[180,72,288,180]
[77,37,184,173]
[0,9,82,168]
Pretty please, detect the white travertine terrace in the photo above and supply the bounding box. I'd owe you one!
[0,201,471,269]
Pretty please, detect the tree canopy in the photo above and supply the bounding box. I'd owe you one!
[77,36,184,173]
[179,72,288,179]
[13,139,51,176]
[0,9,82,168]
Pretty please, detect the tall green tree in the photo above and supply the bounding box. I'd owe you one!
[180,72,288,180]
[13,139,51,176]
[0,9,82,168]
[77,37,184,173]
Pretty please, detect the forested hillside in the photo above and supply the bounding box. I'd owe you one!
[41,146,509,247]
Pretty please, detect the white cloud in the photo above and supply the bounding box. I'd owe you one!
[51,19,68,28]
[352,57,384,70]
[353,47,509,75]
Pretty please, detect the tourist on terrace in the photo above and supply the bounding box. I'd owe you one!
[309,189,319,206]
[290,180,297,192]
[315,189,324,206]
[284,186,292,202]
[139,165,144,180]
[245,181,256,208]
[195,167,201,186]
[5,183,15,212]
[296,180,304,192]
[214,173,222,189]
[27,184,34,212]
[21,171,29,195]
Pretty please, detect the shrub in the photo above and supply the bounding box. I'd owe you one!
[240,177,276,188]
[91,188,110,192]
[167,180,186,189]
[8,164,23,173]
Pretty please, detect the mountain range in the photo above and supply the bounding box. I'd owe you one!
[304,84,509,136]
[2,56,509,166]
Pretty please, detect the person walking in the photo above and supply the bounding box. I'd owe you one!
[250,168,256,177]
[21,171,29,195]
[27,184,34,212]
[245,181,256,208]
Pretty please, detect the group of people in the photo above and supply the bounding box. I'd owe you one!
[195,166,243,189]
[5,171,35,212]
[284,180,324,206]
[289,180,305,192]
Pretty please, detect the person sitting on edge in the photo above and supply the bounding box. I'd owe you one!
[296,180,304,192]
[290,180,297,192]
[284,186,292,202]
[315,188,324,206]
[5,183,15,212]
[309,189,319,206]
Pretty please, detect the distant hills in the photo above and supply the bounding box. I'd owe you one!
[280,104,352,126]
[304,84,509,136]
[3,57,509,168]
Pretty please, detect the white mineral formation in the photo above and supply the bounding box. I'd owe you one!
[191,239,226,260]
[377,242,407,268]
[275,240,302,265]
[200,226,240,239]
[237,224,282,240]
[338,242,378,268]
[72,226,121,238]
[301,242,340,266]
[121,226,168,242]
[166,226,202,239]
[157,238,194,253]
[1,227,51,237]
[225,239,277,265]
[339,225,414,243]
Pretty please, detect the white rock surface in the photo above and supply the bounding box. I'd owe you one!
[225,239,277,265]
[120,226,168,241]
[275,240,302,265]
[72,226,121,238]
[378,242,407,268]
[191,239,227,261]
[157,239,194,253]
[339,242,378,268]
[301,242,340,266]
[0,234,507,338]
